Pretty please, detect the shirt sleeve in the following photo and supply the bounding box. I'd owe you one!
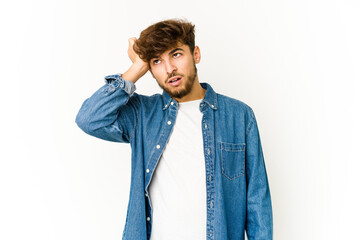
[75,73,139,143]
[104,73,136,96]
[245,107,273,240]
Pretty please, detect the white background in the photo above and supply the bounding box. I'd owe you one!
[1,0,359,239]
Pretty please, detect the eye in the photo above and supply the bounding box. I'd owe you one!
[153,59,160,65]
[173,52,182,58]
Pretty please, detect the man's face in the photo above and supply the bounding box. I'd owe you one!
[149,43,201,99]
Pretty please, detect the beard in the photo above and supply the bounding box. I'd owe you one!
[157,61,198,99]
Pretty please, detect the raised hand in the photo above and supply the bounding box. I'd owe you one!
[122,37,149,83]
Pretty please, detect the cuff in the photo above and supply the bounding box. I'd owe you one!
[104,73,136,96]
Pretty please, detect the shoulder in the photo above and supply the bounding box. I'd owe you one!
[216,93,253,114]
[129,92,164,109]
[135,92,162,101]
[216,93,256,130]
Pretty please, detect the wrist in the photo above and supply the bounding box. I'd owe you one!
[122,62,148,83]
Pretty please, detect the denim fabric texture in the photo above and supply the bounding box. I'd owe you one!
[75,74,273,240]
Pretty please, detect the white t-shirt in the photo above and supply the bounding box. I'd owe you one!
[148,99,207,240]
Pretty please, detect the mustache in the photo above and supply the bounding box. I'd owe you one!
[167,72,184,82]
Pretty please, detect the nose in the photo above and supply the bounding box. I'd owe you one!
[164,59,177,75]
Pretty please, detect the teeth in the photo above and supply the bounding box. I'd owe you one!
[170,78,180,83]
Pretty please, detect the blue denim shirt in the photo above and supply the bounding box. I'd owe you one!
[75,74,273,240]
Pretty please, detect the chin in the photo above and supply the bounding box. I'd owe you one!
[167,85,192,99]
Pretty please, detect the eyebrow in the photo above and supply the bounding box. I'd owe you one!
[169,47,184,55]
[152,47,184,59]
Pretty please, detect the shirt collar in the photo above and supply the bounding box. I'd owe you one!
[162,82,218,111]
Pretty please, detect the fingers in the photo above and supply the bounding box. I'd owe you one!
[128,37,137,47]
[127,37,140,64]
[127,37,137,56]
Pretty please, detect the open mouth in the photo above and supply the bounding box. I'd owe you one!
[169,77,181,83]
[168,77,182,86]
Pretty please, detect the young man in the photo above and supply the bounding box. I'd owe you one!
[76,19,273,240]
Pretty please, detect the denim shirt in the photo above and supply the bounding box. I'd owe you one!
[75,74,273,240]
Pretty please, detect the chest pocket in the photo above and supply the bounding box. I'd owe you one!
[221,142,246,180]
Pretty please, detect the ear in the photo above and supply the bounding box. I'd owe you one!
[193,46,201,64]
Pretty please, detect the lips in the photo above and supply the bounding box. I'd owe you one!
[168,76,183,86]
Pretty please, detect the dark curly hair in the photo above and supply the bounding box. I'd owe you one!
[133,19,195,63]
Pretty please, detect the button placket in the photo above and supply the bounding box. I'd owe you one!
[202,111,215,240]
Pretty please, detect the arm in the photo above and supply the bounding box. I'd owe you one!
[75,38,149,143]
[245,108,273,240]
[75,74,138,143]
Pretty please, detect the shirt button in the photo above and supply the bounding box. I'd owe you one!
[211,104,215,108]
[146,169,150,173]
[156,145,160,149]
[210,201,213,208]
[207,149,210,155]
[204,124,207,129]
[165,104,168,108]
[145,193,148,197]
[209,176,212,181]
[171,102,174,105]
[167,121,172,125]
[146,217,150,221]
